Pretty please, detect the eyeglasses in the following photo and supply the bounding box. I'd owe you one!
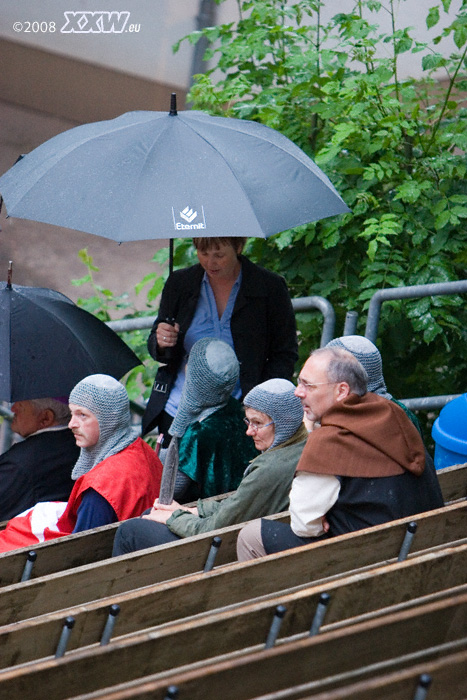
[243,418,274,432]
[296,378,336,390]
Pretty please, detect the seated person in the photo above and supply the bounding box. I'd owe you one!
[0,397,78,521]
[237,347,444,561]
[0,374,163,553]
[326,335,421,426]
[325,334,439,471]
[167,337,258,502]
[112,378,308,556]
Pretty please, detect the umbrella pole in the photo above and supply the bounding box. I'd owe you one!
[169,239,174,275]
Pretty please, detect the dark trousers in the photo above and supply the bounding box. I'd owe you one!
[261,519,330,555]
[112,517,181,557]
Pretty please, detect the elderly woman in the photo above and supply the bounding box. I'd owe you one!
[112,378,308,556]
[142,236,298,440]
[168,336,259,501]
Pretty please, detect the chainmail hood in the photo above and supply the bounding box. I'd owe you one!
[243,378,304,449]
[326,335,392,399]
[69,374,137,480]
[169,337,239,438]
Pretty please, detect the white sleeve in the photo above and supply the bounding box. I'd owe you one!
[289,472,341,537]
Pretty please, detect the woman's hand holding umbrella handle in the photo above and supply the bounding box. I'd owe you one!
[157,320,180,349]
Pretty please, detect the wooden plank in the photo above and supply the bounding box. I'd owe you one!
[0,542,465,674]
[0,591,465,700]
[0,501,464,628]
[0,461,463,587]
[0,493,233,587]
[256,648,467,700]
[436,462,467,503]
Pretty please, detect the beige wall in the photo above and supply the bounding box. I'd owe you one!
[0,38,186,123]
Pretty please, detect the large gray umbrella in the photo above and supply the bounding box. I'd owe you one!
[0,96,349,251]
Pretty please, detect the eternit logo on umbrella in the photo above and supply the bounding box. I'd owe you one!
[172,206,206,231]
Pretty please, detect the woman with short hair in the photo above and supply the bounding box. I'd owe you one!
[142,236,298,440]
[113,378,307,556]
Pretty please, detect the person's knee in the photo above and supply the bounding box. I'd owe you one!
[112,519,135,557]
[236,519,267,561]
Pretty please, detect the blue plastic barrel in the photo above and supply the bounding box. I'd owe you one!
[432,393,467,469]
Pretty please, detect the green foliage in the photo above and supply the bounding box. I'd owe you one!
[72,243,198,404]
[72,249,160,402]
[174,0,467,420]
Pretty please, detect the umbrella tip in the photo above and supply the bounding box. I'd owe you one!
[169,93,177,116]
[7,261,12,289]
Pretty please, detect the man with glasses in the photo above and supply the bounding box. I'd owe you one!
[237,346,443,560]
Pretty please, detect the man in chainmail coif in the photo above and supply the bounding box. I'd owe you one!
[0,374,163,553]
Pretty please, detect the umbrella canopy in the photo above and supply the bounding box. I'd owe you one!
[0,97,349,244]
[0,281,141,402]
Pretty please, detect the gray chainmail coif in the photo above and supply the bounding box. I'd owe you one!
[169,337,239,438]
[243,378,304,449]
[69,374,138,480]
[326,335,392,398]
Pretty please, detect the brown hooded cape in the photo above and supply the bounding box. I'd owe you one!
[296,393,425,478]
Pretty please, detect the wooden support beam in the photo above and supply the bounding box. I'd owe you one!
[0,591,465,700]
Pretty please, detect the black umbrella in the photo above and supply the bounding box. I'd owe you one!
[0,95,349,269]
[0,272,141,402]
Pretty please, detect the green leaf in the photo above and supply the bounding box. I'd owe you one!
[435,210,451,230]
[367,239,378,261]
[426,7,440,29]
[71,274,92,287]
[135,272,159,296]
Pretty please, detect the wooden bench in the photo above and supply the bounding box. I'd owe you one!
[0,501,464,629]
[0,461,465,591]
[267,648,467,700]
[0,462,464,587]
[0,539,465,676]
[1,590,465,700]
[0,492,234,586]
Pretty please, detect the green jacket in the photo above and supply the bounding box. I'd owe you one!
[178,397,259,499]
[167,424,308,538]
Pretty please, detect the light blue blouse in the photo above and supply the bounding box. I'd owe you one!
[165,270,243,417]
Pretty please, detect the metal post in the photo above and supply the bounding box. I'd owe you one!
[398,522,418,562]
[20,551,37,582]
[55,616,75,658]
[203,536,222,572]
[100,604,121,645]
[412,673,432,700]
[343,310,358,336]
[309,592,331,636]
[264,605,287,649]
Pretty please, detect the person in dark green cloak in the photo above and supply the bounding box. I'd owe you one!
[163,336,259,502]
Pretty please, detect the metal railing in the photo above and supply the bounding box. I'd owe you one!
[2,281,465,449]
[364,280,467,343]
[362,279,467,411]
